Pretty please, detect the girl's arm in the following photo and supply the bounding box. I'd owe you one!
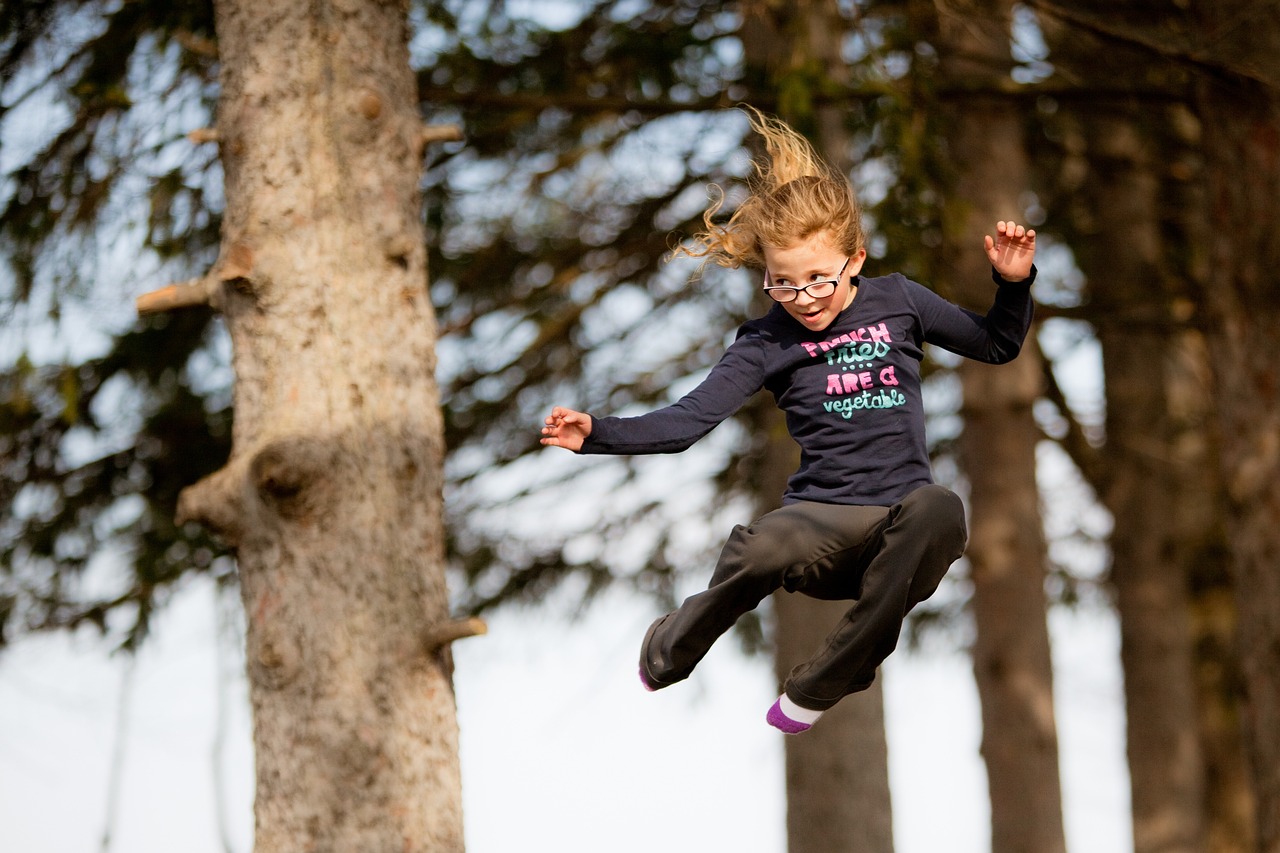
[913,221,1039,363]
[540,333,767,456]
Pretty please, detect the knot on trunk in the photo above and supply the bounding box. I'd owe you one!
[251,625,305,689]
[251,436,340,523]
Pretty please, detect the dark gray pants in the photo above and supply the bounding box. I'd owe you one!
[640,484,967,710]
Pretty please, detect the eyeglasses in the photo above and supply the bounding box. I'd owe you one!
[762,256,851,303]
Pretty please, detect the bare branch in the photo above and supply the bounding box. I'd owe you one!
[174,29,219,59]
[420,124,464,147]
[136,276,221,315]
[187,128,220,144]
[423,617,488,652]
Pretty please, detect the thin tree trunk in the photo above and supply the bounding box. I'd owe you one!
[741,3,897,850]
[930,2,1067,850]
[1192,16,1280,847]
[177,2,464,849]
[959,352,1065,853]
[1077,109,1209,853]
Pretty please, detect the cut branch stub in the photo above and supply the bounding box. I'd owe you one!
[136,276,221,315]
[418,124,464,155]
[423,617,488,653]
[135,242,256,316]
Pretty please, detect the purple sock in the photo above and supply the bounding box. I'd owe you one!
[766,695,823,734]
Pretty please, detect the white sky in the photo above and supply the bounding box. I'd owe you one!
[0,573,1131,853]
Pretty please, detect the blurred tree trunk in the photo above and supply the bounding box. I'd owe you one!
[172,2,465,849]
[1037,6,1256,850]
[929,2,1067,852]
[767,433,896,853]
[1078,107,1209,853]
[1191,6,1280,847]
[742,3,896,851]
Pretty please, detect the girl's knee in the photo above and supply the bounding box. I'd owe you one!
[901,485,967,547]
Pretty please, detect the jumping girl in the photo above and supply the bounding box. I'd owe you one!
[540,107,1036,734]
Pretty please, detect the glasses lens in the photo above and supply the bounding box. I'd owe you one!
[806,280,837,298]
[765,287,797,303]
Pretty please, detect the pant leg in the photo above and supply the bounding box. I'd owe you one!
[784,484,968,710]
[642,500,890,686]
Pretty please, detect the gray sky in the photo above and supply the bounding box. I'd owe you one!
[1,572,1130,853]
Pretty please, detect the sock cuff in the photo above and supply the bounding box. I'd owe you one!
[778,694,823,725]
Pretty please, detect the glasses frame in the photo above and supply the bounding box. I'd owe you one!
[762,256,852,303]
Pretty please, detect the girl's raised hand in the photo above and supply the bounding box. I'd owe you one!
[540,406,593,452]
[984,220,1037,282]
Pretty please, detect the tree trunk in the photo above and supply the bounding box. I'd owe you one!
[756,405,895,852]
[1084,110,1209,853]
[774,593,895,852]
[958,353,1065,853]
[930,3,1067,851]
[1037,6,1256,848]
[1192,16,1280,847]
[178,2,464,849]
[741,3,897,850]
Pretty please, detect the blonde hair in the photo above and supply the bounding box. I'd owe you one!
[674,106,865,270]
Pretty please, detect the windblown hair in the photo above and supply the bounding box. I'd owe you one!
[674,106,865,271]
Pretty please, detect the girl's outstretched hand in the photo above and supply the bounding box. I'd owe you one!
[984,220,1037,282]
[541,406,592,452]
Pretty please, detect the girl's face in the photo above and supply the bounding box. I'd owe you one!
[762,232,867,332]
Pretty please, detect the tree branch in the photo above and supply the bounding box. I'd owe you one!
[136,276,221,315]
[1025,0,1280,90]
[187,128,220,144]
[420,124,464,146]
[423,617,487,652]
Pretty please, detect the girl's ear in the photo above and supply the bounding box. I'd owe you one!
[847,248,869,277]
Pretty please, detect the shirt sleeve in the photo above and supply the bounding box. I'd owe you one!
[580,331,767,455]
[909,266,1036,364]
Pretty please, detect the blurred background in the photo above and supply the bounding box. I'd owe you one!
[3,2,1277,852]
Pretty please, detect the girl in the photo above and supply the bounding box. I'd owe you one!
[540,108,1037,734]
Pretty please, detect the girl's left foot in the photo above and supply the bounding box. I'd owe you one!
[766,694,824,734]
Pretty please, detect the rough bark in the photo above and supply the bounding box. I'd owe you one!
[930,2,1067,851]
[741,3,897,850]
[178,1,464,849]
[1192,8,1280,846]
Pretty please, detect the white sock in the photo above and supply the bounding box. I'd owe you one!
[778,694,824,725]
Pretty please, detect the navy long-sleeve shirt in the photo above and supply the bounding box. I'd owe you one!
[581,268,1035,506]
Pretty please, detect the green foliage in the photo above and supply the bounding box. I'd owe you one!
[1,0,224,648]
[0,310,231,648]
